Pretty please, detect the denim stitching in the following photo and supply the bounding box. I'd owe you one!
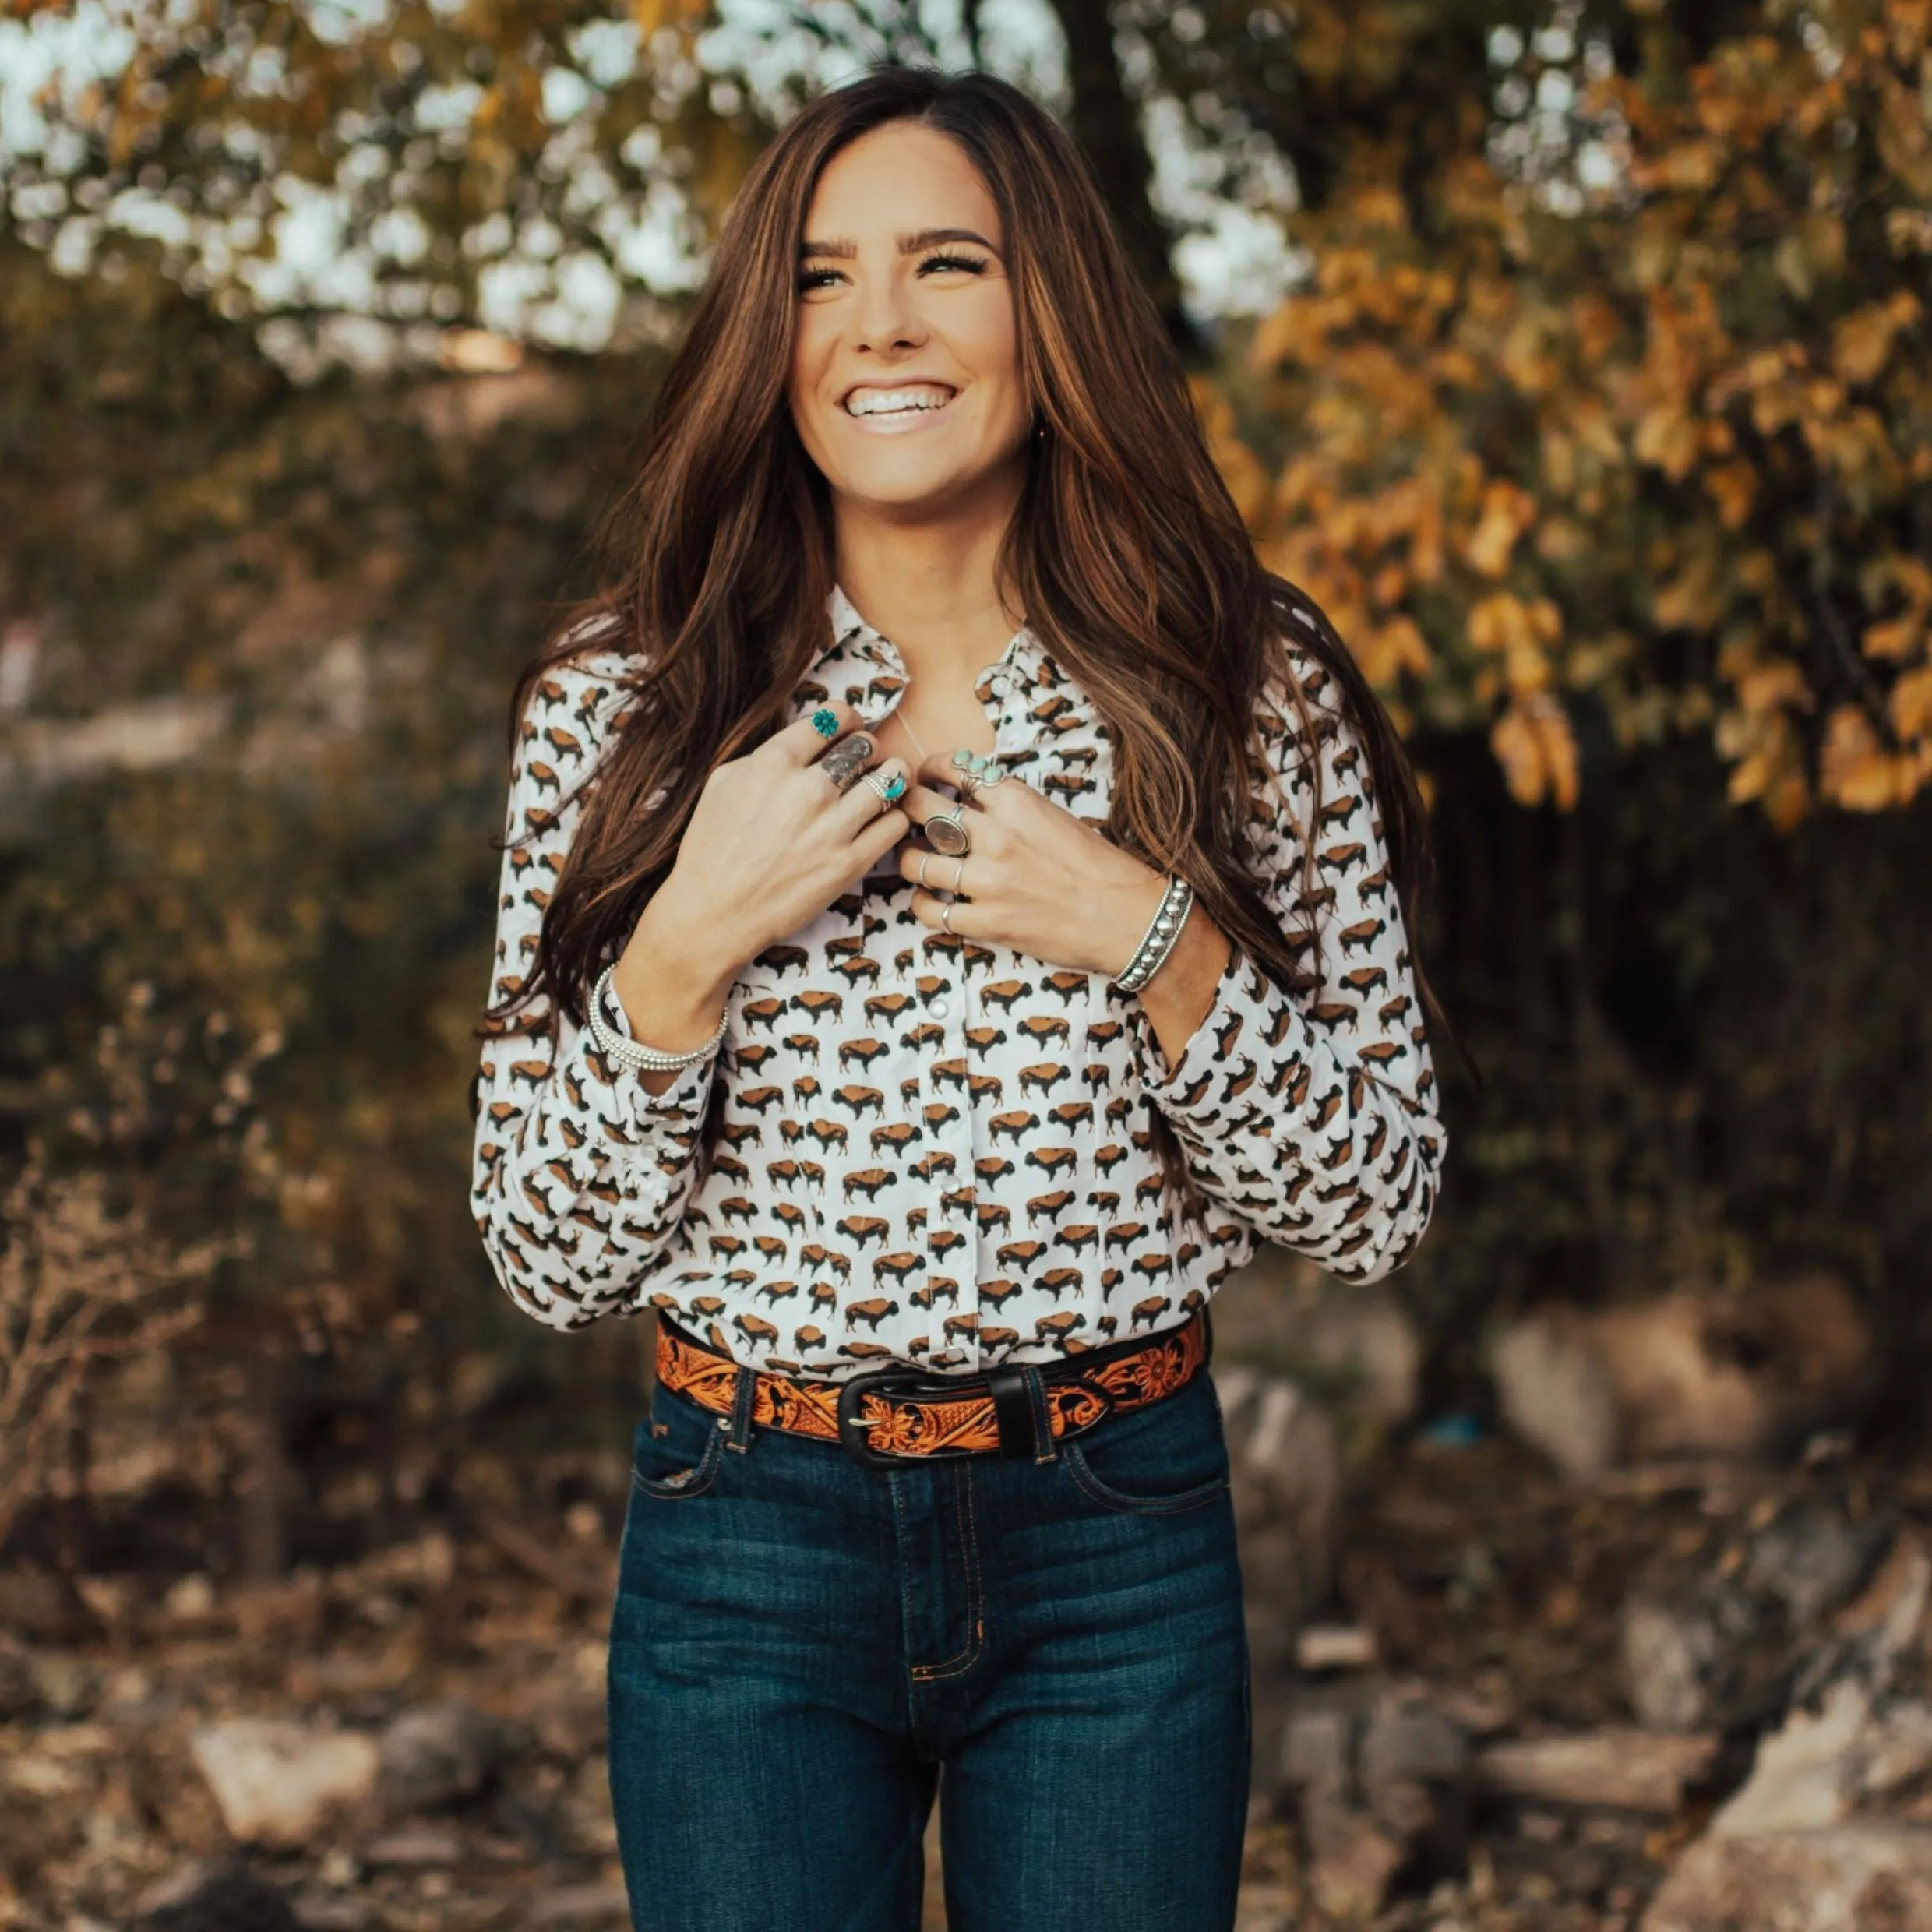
[1063,1438,1229,1516]
[630,1418,724,1499]
[909,1463,985,1681]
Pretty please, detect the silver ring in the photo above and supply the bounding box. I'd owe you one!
[926,809,971,857]
[917,852,933,889]
[940,900,955,934]
[950,855,967,894]
[818,733,873,793]
[861,769,905,808]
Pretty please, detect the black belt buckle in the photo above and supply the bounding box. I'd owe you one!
[835,1363,979,1470]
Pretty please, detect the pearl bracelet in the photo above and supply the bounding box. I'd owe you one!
[1112,876,1194,995]
[586,963,728,1073]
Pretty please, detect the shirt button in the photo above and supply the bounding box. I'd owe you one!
[989,673,1010,696]
[929,996,952,1020]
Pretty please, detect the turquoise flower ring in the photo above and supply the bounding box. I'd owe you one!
[809,706,839,738]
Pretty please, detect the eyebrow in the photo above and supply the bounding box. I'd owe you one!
[798,227,1000,261]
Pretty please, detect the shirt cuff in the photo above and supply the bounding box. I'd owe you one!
[578,983,721,1126]
[1126,943,1289,1118]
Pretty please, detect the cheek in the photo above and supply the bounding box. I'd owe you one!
[787,326,833,442]
[958,298,1022,414]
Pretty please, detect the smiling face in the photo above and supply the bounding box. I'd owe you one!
[787,119,1030,518]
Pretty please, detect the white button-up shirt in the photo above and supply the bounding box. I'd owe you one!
[471,584,1444,1380]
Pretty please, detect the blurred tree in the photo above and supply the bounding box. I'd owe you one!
[1192,0,1931,820]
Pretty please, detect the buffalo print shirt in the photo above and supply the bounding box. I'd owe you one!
[471,583,1445,1381]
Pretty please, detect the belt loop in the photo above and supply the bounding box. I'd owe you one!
[1023,1366,1058,1465]
[726,1355,757,1452]
[985,1363,1036,1459]
[1201,1301,1214,1366]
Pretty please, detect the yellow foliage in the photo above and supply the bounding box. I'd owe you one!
[1891,666,1932,740]
[1704,461,1757,530]
[1354,616,1432,686]
[1831,291,1923,383]
[1862,616,1922,660]
[1226,0,1926,820]
[1634,406,1701,481]
[1653,554,1723,633]
[1733,659,1810,714]
[631,0,708,36]
[1491,694,1579,809]
[1462,479,1536,578]
[1818,704,1920,808]
[1722,707,1810,825]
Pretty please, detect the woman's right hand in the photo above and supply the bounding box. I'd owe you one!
[608,703,906,1056]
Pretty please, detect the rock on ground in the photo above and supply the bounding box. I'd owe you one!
[1492,1274,1871,1479]
[1641,1824,1932,1932]
[375,1699,507,1817]
[189,1717,379,1846]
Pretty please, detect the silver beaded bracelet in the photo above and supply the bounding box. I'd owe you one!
[1112,875,1195,995]
[586,962,728,1073]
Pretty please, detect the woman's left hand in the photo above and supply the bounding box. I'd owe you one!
[893,750,1169,978]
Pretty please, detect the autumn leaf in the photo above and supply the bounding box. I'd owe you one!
[1491,693,1579,809]
[1818,705,1914,809]
[1463,480,1535,578]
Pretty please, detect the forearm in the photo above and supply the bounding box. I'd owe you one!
[609,880,749,1096]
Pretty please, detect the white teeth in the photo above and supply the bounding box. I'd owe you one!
[845,387,954,418]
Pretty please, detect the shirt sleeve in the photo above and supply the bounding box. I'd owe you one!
[469,642,717,1331]
[1123,640,1446,1283]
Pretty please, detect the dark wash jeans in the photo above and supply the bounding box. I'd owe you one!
[606,1337,1252,1932]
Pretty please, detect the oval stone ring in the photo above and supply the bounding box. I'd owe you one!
[925,808,971,857]
[862,769,908,808]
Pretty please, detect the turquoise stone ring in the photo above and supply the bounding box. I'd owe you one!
[950,747,1006,790]
[809,706,838,737]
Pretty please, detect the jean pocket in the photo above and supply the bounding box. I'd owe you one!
[631,1389,728,1500]
[1060,1377,1232,1516]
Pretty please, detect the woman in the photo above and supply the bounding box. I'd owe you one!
[472,63,1445,1932]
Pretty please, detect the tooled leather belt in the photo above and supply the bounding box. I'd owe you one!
[654,1304,1210,1468]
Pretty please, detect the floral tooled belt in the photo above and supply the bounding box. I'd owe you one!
[653,1303,1210,1469]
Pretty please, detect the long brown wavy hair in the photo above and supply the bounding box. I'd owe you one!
[488,62,1444,1216]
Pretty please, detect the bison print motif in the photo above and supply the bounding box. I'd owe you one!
[472,583,1444,1383]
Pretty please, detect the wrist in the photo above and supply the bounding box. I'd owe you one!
[612,894,743,1045]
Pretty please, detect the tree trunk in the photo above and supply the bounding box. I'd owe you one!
[238,1346,290,1581]
[1042,0,1208,367]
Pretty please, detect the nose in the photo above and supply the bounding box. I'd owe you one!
[849,263,925,354]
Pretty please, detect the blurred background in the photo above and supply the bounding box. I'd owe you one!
[2,3,1930,1929]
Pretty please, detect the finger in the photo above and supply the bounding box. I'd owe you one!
[913,747,1023,811]
[896,844,969,894]
[853,798,911,875]
[908,886,977,936]
[770,699,869,767]
[805,726,877,800]
[896,780,965,837]
[911,747,980,795]
[828,753,912,837]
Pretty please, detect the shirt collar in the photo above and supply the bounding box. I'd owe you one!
[822,582,1042,685]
